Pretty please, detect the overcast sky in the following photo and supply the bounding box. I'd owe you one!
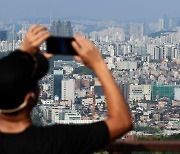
[0,0,179,21]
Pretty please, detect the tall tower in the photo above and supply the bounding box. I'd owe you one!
[163,15,170,30]
[159,18,164,31]
[60,21,73,36]
[50,20,73,37]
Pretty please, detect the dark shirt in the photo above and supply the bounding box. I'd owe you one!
[0,121,109,154]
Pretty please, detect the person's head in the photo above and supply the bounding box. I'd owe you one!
[0,25,51,116]
[0,52,47,116]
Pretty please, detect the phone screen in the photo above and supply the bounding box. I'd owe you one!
[46,36,77,55]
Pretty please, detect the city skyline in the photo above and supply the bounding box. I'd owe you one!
[0,0,180,21]
[0,13,180,137]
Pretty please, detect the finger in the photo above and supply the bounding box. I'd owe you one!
[33,31,51,42]
[32,25,47,35]
[33,33,51,47]
[74,35,85,48]
[74,35,86,47]
[29,25,39,33]
[74,35,90,49]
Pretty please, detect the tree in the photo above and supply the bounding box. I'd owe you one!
[73,66,95,76]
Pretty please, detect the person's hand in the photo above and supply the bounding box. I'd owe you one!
[20,25,51,55]
[72,35,104,70]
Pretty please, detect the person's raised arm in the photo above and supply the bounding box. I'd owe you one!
[72,35,133,141]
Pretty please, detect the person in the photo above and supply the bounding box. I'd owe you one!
[0,25,133,154]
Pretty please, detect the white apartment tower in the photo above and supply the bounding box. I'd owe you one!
[61,79,75,104]
[159,18,164,31]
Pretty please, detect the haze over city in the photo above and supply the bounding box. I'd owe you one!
[0,0,180,21]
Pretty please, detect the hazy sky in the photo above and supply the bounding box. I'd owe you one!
[0,0,179,21]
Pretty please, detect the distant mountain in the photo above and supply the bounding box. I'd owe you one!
[148,30,177,38]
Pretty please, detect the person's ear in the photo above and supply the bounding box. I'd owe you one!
[24,92,36,103]
[30,92,36,100]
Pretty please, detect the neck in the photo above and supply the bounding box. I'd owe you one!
[0,113,31,133]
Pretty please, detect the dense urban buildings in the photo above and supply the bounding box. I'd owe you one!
[0,17,180,138]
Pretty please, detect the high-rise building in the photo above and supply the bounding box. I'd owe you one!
[17,25,28,41]
[154,46,161,60]
[147,44,178,61]
[119,82,129,101]
[7,30,17,42]
[158,18,164,31]
[147,44,161,60]
[0,31,8,41]
[61,79,75,104]
[50,20,73,37]
[147,44,157,59]
[53,70,63,101]
[163,15,170,30]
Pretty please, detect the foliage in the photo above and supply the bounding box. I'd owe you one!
[164,133,180,141]
[152,134,165,141]
[136,133,180,141]
[73,66,95,76]
[148,30,176,38]
[136,135,150,141]
[135,126,159,134]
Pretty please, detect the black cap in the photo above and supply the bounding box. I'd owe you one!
[0,50,49,112]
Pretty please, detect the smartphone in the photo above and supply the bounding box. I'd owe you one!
[46,36,77,55]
